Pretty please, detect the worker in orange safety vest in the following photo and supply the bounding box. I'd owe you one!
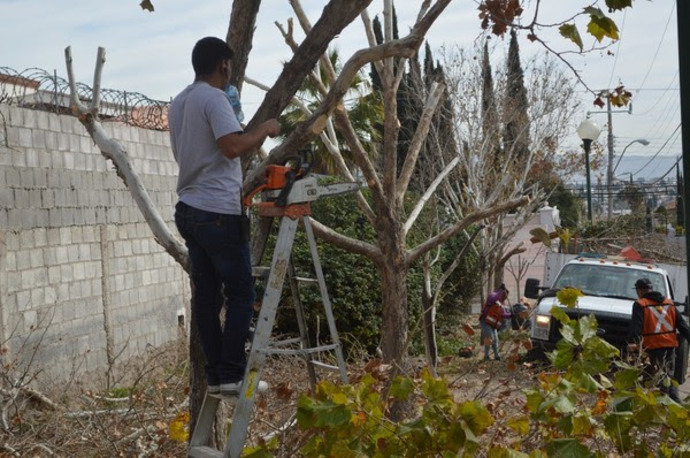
[627,277,690,402]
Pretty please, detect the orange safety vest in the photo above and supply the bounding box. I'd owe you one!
[638,297,679,350]
[482,302,503,329]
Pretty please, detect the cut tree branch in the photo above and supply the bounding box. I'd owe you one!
[64,46,189,273]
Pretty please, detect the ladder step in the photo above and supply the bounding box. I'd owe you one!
[188,445,223,458]
[207,392,238,403]
[253,267,315,285]
[271,337,302,347]
[264,343,339,356]
[309,360,342,372]
[252,266,270,279]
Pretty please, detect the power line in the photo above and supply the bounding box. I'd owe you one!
[630,123,682,177]
[635,0,676,90]
[650,155,683,185]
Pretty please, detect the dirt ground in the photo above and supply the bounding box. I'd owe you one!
[3,309,688,457]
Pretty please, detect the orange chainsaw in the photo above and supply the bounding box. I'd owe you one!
[243,150,358,217]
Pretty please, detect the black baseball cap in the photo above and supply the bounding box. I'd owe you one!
[633,278,653,289]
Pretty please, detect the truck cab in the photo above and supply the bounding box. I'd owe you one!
[525,255,689,383]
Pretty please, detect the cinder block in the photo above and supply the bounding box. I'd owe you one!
[57,133,70,152]
[16,290,30,312]
[19,169,34,188]
[44,132,58,152]
[29,190,42,208]
[48,113,61,132]
[29,249,43,269]
[7,106,24,125]
[30,284,46,306]
[31,130,46,151]
[36,111,50,130]
[35,209,49,227]
[7,209,22,229]
[22,110,37,128]
[18,128,32,148]
[33,169,48,188]
[59,116,74,134]
[0,188,11,208]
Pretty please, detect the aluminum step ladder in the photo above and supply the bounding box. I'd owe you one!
[187,175,354,458]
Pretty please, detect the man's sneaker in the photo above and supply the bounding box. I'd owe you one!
[219,380,269,396]
[208,384,220,394]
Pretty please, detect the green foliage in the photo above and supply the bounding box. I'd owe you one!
[278,192,383,354]
[584,7,620,42]
[248,288,690,457]
[547,181,581,228]
[295,370,493,457]
[579,212,646,240]
[435,231,483,312]
[559,24,584,51]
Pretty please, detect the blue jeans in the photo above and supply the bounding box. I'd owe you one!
[175,201,255,385]
[480,320,500,359]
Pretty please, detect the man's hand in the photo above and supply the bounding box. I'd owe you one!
[261,119,280,138]
[218,118,281,159]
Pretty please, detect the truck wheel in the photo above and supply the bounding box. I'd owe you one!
[674,337,689,385]
[524,343,547,362]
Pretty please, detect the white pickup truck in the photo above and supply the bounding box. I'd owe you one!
[524,254,689,383]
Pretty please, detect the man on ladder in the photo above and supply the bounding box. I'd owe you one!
[169,37,280,397]
[187,153,356,457]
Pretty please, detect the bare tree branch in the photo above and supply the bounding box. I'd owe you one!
[226,0,262,93]
[407,196,530,266]
[64,46,189,272]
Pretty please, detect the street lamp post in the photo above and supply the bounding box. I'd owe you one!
[612,138,650,176]
[577,119,602,223]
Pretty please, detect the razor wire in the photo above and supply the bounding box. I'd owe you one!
[0,67,170,131]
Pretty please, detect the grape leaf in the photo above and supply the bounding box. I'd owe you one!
[140,0,154,12]
[559,24,583,51]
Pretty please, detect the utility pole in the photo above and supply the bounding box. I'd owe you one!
[677,0,690,308]
[606,97,614,218]
[587,98,632,219]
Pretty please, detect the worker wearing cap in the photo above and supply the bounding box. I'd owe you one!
[627,277,690,402]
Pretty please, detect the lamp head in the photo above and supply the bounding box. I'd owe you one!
[577,119,601,141]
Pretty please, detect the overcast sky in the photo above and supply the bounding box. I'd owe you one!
[1,1,681,179]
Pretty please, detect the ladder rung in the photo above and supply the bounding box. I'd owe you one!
[207,392,238,403]
[271,337,302,347]
[188,445,223,458]
[309,360,341,372]
[294,276,317,284]
[264,343,339,356]
[252,266,270,279]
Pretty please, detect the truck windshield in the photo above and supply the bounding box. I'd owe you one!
[552,264,666,299]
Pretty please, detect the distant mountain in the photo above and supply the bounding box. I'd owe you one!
[566,155,681,185]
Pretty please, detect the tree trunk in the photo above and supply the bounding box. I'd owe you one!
[379,260,408,366]
[188,312,206,438]
[421,278,437,376]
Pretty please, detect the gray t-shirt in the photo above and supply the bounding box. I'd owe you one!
[169,81,243,215]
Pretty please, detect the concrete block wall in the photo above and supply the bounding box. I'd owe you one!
[0,104,189,386]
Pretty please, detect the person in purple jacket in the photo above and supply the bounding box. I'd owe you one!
[479,284,509,361]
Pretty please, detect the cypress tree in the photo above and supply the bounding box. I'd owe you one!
[481,40,501,166]
[504,29,530,159]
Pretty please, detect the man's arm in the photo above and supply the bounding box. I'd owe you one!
[627,301,644,351]
[677,310,690,342]
[217,119,280,159]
